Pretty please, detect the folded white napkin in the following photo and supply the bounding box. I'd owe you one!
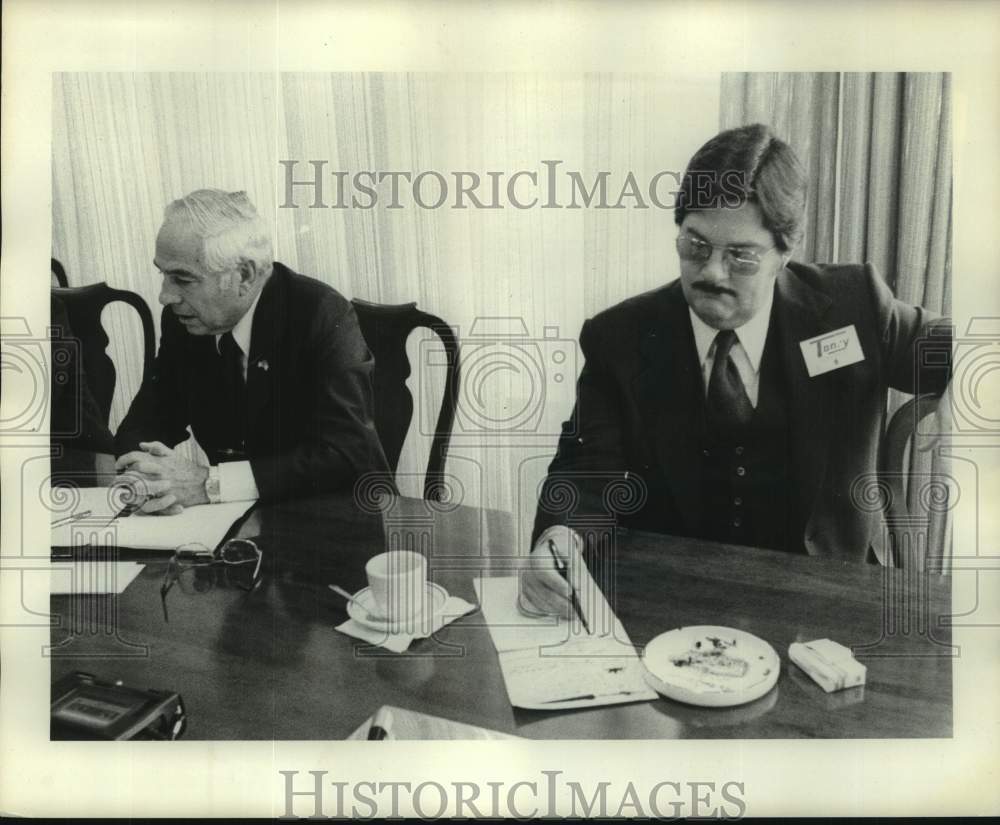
[335,595,478,653]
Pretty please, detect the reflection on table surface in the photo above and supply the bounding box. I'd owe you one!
[50,490,952,740]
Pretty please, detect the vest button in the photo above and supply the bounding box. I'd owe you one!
[702,448,710,457]
[736,466,746,477]
[732,517,743,528]
[735,445,744,455]
[734,497,743,506]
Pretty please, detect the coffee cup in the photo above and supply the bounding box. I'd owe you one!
[364,550,428,631]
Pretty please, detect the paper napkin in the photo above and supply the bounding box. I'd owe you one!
[334,595,478,653]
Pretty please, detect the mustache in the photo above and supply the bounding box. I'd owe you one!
[691,281,736,297]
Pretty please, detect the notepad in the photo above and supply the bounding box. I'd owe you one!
[51,487,254,552]
[473,574,657,711]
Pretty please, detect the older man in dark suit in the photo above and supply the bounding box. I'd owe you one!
[114,188,389,514]
[524,124,953,615]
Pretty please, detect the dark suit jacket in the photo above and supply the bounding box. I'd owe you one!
[533,262,952,563]
[115,263,391,501]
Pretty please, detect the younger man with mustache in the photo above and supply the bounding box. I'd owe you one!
[524,124,953,616]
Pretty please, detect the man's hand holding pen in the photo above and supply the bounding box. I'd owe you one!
[521,525,593,633]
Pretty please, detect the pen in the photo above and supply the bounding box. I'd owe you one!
[111,496,147,522]
[51,510,92,528]
[541,690,641,704]
[547,539,591,634]
[367,707,393,740]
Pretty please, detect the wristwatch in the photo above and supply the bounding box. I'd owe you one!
[205,465,222,504]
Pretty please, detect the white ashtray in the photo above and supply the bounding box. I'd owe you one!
[642,625,780,707]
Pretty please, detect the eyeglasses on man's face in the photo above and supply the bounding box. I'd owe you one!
[675,233,776,277]
[160,539,262,622]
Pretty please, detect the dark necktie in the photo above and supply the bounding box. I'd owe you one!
[706,329,753,432]
[219,331,247,450]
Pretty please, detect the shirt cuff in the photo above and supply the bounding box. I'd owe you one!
[217,460,260,503]
[534,524,584,554]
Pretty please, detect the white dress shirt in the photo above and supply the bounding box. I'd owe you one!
[211,291,263,503]
[688,285,775,407]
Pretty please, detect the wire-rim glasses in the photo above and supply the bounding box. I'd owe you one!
[160,538,262,622]
[675,233,776,277]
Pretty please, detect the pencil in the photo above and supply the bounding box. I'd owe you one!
[51,510,92,528]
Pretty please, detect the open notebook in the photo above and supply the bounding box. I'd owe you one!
[473,574,657,711]
[51,487,254,552]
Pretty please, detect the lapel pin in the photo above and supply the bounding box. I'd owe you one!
[256,359,270,372]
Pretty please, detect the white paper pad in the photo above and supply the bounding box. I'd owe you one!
[335,595,478,653]
[49,487,120,528]
[472,575,570,652]
[51,489,254,552]
[50,561,145,594]
[473,575,657,710]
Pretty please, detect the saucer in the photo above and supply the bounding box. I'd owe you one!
[642,625,780,708]
[347,582,449,632]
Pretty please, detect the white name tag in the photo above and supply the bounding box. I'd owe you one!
[799,325,865,377]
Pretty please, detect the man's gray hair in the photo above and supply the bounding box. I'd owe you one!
[164,189,273,275]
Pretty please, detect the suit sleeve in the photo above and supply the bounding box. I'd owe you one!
[865,264,952,395]
[532,318,632,543]
[248,298,388,501]
[114,309,191,455]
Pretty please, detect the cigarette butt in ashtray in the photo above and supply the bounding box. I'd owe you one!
[789,639,866,693]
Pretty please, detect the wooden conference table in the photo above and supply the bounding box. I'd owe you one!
[50,489,952,739]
